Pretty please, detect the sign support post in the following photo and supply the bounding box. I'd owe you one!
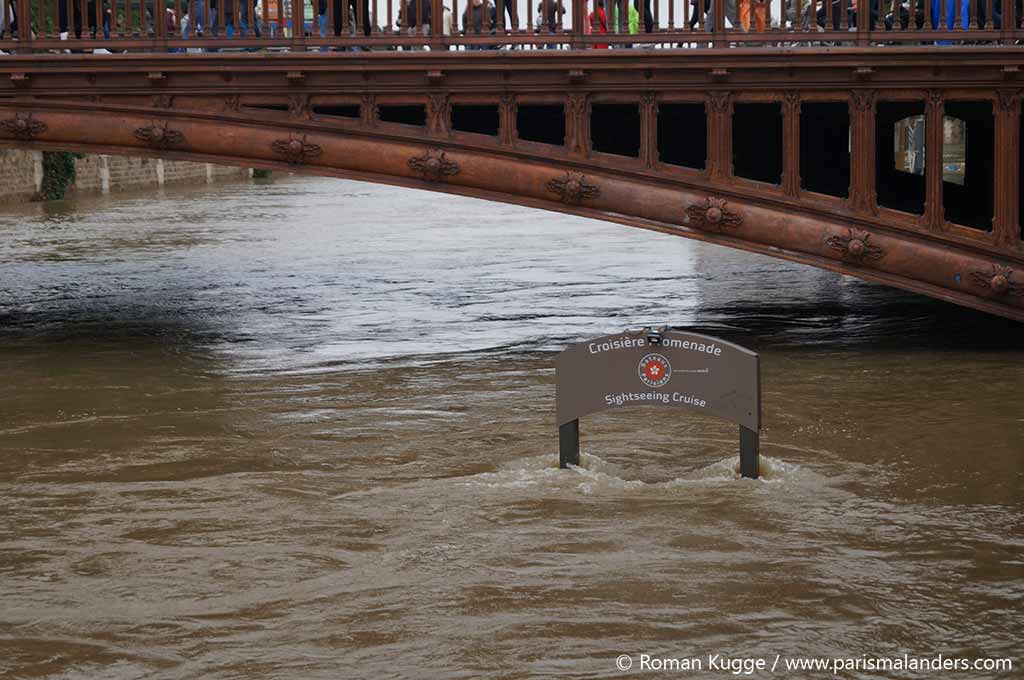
[559,419,580,469]
[739,426,759,479]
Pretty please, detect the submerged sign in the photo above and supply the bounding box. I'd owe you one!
[556,329,761,477]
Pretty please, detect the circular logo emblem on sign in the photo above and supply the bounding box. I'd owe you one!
[638,353,672,388]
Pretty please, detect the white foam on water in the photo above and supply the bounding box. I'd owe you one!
[677,453,803,483]
[464,451,806,495]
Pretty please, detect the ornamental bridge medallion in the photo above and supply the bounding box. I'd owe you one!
[685,197,742,232]
[0,113,47,141]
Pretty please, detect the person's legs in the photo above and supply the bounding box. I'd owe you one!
[314,2,328,49]
[332,0,343,35]
[86,1,110,39]
[345,0,355,34]
[242,1,263,42]
[58,0,70,35]
[341,0,370,46]
[87,0,97,36]
[194,0,205,35]
[707,0,737,30]
[72,0,83,38]
[184,0,199,36]
[500,0,517,28]
[254,2,262,35]
[408,22,429,49]
[952,0,969,29]
[633,0,652,31]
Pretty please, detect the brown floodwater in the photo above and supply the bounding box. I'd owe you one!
[0,177,1021,680]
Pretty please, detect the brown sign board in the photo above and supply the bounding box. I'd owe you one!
[556,330,760,431]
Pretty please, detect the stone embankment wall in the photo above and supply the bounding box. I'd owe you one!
[0,149,43,203]
[0,150,252,204]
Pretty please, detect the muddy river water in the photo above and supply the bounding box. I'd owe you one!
[0,176,1021,679]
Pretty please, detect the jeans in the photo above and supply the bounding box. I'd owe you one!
[931,0,970,39]
[183,0,206,36]
[209,4,260,37]
[183,2,258,50]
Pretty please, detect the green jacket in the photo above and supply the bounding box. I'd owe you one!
[610,2,639,34]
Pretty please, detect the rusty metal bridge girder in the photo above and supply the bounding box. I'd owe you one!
[1,50,1023,321]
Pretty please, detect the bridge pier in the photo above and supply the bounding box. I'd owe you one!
[995,92,1021,248]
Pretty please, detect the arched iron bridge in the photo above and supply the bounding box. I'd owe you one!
[1,45,1023,320]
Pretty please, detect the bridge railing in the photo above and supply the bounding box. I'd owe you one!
[0,0,1020,52]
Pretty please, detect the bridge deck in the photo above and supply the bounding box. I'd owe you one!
[2,0,1023,53]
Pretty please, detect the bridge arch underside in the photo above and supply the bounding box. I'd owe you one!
[2,102,1022,322]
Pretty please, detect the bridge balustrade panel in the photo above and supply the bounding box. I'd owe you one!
[1,0,1022,51]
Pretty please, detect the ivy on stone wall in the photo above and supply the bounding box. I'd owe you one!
[38,152,83,201]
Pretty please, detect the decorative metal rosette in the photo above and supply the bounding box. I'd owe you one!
[408,149,460,182]
[0,112,47,140]
[134,122,186,150]
[825,228,884,262]
[547,172,600,205]
[685,197,742,231]
[271,135,322,165]
[969,265,1024,298]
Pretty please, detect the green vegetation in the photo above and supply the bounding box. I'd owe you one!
[37,151,82,201]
